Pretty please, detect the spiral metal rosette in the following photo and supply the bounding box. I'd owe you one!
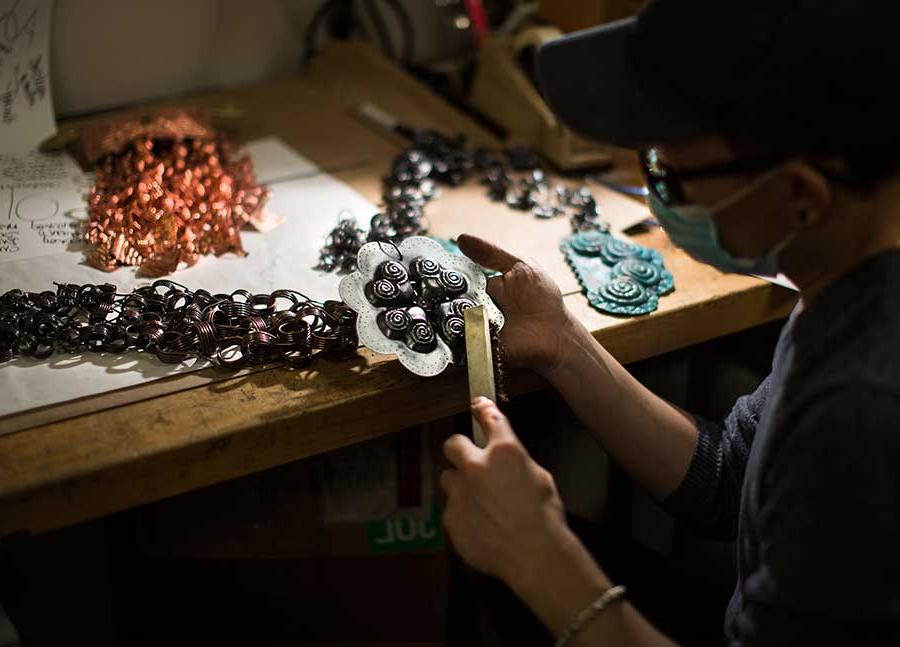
[588,276,659,316]
[598,235,663,267]
[561,231,674,317]
[562,231,662,267]
[609,258,674,296]
[339,236,504,376]
[567,229,609,257]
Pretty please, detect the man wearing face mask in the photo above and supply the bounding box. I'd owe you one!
[440,1,900,646]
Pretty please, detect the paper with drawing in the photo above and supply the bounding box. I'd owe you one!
[1,0,55,154]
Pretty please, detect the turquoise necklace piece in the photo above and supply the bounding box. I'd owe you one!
[561,231,674,316]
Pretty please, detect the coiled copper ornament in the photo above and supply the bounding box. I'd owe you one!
[83,110,270,277]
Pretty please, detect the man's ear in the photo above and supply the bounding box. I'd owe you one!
[780,161,833,228]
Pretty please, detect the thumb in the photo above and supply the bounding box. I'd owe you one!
[471,397,518,445]
[457,234,521,274]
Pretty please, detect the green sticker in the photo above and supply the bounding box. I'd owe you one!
[365,507,444,553]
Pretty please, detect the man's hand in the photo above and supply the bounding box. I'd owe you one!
[440,397,571,585]
[441,397,635,642]
[457,234,577,374]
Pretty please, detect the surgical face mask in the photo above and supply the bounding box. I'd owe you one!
[646,170,797,277]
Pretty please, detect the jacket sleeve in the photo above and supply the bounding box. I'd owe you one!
[661,375,772,541]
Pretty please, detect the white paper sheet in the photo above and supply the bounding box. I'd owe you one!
[0,171,376,422]
[0,151,88,262]
[243,136,319,184]
[0,0,56,154]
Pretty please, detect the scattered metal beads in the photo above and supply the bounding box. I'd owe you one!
[318,129,610,274]
[483,160,606,232]
[367,129,475,246]
[0,282,358,368]
[316,218,367,273]
[560,186,608,233]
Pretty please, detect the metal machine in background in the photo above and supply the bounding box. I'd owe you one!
[304,0,516,68]
[304,1,627,172]
[469,26,613,170]
[470,1,647,170]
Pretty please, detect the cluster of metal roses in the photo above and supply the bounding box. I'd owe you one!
[561,229,675,316]
[364,256,475,362]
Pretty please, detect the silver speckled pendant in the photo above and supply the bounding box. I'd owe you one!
[340,236,504,376]
[561,231,674,316]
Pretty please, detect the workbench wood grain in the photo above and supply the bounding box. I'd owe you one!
[0,43,797,537]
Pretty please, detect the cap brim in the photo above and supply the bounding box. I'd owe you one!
[537,18,706,149]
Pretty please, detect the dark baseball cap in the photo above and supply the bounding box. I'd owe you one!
[537,0,898,153]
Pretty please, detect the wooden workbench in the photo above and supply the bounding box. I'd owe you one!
[0,43,797,537]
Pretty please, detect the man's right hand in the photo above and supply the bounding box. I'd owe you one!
[458,234,699,506]
[457,234,579,375]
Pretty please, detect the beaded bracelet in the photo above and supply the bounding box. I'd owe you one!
[555,585,628,647]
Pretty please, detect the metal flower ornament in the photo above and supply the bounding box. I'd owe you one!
[561,230,675,316]
[339,236,504,376]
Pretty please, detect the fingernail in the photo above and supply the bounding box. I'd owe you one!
[472,396,492,407]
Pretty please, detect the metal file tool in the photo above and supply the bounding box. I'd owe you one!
[463,305,495,448]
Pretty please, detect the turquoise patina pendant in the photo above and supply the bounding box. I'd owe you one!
[561,231,674,316]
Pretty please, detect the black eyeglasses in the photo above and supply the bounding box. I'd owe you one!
[639,148,786,206]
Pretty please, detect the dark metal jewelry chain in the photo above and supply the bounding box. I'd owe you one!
[1,282,508,402]
[0,281,358,368]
